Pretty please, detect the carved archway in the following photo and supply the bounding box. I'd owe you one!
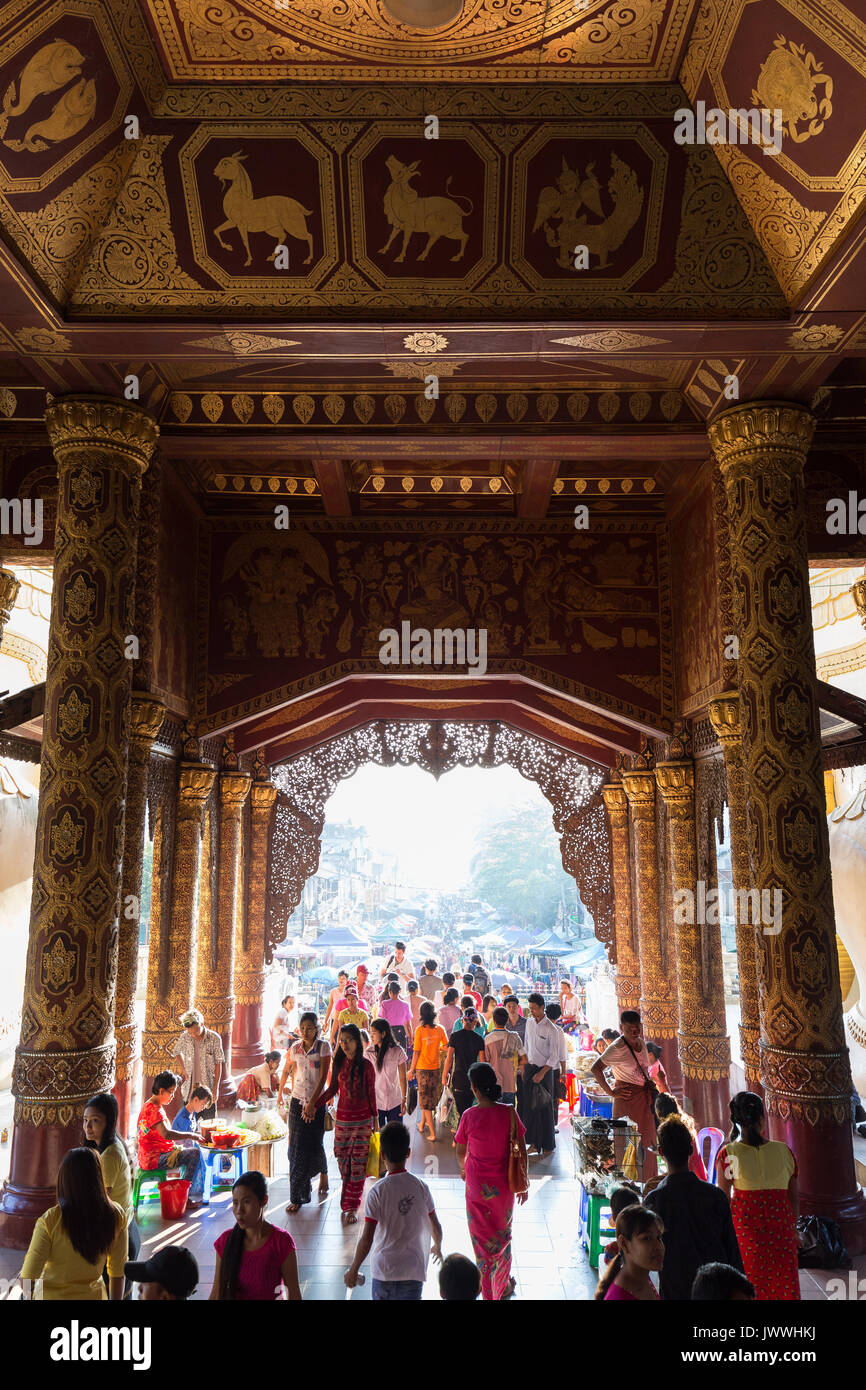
[266,719,614,961]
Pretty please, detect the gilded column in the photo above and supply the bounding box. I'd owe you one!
[196,742,250,1105]
[707,691,762,1093]
[709,400,866,1252]
[622,751,679,1077]
[656,745,731,1130]
[113,693,165,1136]
[232,762,276,1073]
[0,396,157,1247]
[0,568,21,641]
[601,776,640,1011]
[141,739,214,1094]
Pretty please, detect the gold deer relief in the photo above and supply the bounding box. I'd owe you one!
[379,156,473,263]
[532,153,644,271]
[213,151,315,266]
[0,39,97,153]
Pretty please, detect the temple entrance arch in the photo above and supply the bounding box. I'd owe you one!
[264,719,615,967]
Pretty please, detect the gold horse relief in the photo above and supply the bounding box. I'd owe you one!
[379,156,472,263]
[0,39,97,153]
[532,153,644,270]
[213,151,315,266]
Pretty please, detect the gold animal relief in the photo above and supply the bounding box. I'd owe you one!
[380,156,472,263]
[0,40,96,153]
[213,151,315,265]
[533,154,643,270]
[752,36,833,145]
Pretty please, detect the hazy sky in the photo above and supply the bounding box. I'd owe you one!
[324,762,554,892]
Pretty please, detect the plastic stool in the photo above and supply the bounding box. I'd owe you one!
[696,1126,725,1183]
[202,1145,250,1204]
[132,1168,163,1216]
[585,1192,614,1269]
[565,1073,580,1114]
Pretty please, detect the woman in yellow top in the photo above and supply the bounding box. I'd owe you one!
[716,1091,800,1301]
[83,1090,139,1287]
[21,1147,128,1300]
[406,999,448,1142]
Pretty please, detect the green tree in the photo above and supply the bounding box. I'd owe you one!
[468,804,579,933]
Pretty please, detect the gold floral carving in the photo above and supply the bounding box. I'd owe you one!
[709,402,852,1125]
[601,780,640,1010]
[0,567,21,634]
[196,769,251,1068]
[622,768,678,1037]
[235,780,277,1009]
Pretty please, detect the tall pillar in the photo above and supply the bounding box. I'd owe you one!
[196,742,250,1105]
[709,400,866,1252]
[113,694,165,1136]
[141,740,214,1094]
[0,568,21,641]
[601,775,641,1012]
[707,691,763,1094]
[656,745,731,1130]
[0,396,157,1247]
[232,764,276,1072]
[622,753,680,1090]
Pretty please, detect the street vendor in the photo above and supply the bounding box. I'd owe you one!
[236,1051,282,1105]
[590,1010,668,1181]
[171,1008,224,1120]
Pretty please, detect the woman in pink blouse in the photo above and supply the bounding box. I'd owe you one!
[211,1172,301,1300]
[595,1204,664,1301]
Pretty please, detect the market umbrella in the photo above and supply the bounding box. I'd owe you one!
[311,924,371,950]
[491,969,532,990]
[526,930,575,958]
[303,965,339,985]
[561,939,605,971]
[274,937,318,961]
[480,930,508,948]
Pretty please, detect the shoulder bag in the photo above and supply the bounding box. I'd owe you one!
[508,1105,529,1196]
[621,1036,660,1114]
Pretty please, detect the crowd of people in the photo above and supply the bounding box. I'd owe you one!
[12,946,819,1303]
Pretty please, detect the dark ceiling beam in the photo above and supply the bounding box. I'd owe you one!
[518,459,559,518]
[155,431,710,461]
[313,459,351,515]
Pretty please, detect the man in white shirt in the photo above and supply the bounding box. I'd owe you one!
[379,941,416,996]
[344,1121,443,1300]
[521,993,560,1156]
[590,1009,666,1180]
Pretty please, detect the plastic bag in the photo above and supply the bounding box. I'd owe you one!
[366,1129,381,1178]
[621,1141,639,1182]
[437,1085,455,1124]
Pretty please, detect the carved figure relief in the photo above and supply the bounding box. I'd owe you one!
[0,40,96,153]
[380,157,472,263]
[752,36,833,145]
[532,153,644,270]
[213,151,315,265]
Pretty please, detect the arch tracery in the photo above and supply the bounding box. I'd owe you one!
[267,718,613,962]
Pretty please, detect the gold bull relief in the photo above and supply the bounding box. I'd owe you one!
[213,151,315,266]
[0,39,96,153]
[533,153,644,270]
[379,156,472,263]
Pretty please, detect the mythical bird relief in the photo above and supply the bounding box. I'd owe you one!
[533,154,644,270]
[0,40,97,153]
[379,156,472,263]
[752,36,833,146]
[213,151,315,266]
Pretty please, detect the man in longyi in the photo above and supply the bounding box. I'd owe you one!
[591,1009,668,1181]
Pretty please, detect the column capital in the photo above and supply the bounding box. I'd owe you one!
[655,759,695,809]
[0,568,21,630]
[220,770,252,817]
[707,689,742,746]
[129,692,165,756]
[621,769,655,817]
[601,781,629,827]
[851,577,866,629]
[45,394,159,477]
[708,400,814,484]
[177,762,216,817]
[250,780,278,817]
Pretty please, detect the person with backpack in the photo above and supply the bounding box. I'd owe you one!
[469,954,490,998]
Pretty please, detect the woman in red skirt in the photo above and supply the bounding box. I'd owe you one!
[317,1023,377,1224]
[716,1091,801,1300]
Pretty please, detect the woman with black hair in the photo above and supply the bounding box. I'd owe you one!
[407,999,448,1142]
[651,1092,707,1181]
[454,1061,527,1300]
[280,1011,330,1213]
[20,1148,128,1300]
[365,1018,408,1126]
[211,1172,301,1300]
[594,1204,664,1301]
[83,1091,140,1282]
[716,1091,800,1300]
[317,1023,378,1222]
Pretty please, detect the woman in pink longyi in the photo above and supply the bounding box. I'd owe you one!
[455,1061,527,1301]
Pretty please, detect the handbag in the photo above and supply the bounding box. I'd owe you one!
[406,1077,418,1116]
[366,1129,381,1178]
[508,1106,529,1196]
[323,1107,335,1132]
[796,1215,851,1269]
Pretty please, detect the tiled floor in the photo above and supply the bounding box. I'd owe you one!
[0,1096,863,1300]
